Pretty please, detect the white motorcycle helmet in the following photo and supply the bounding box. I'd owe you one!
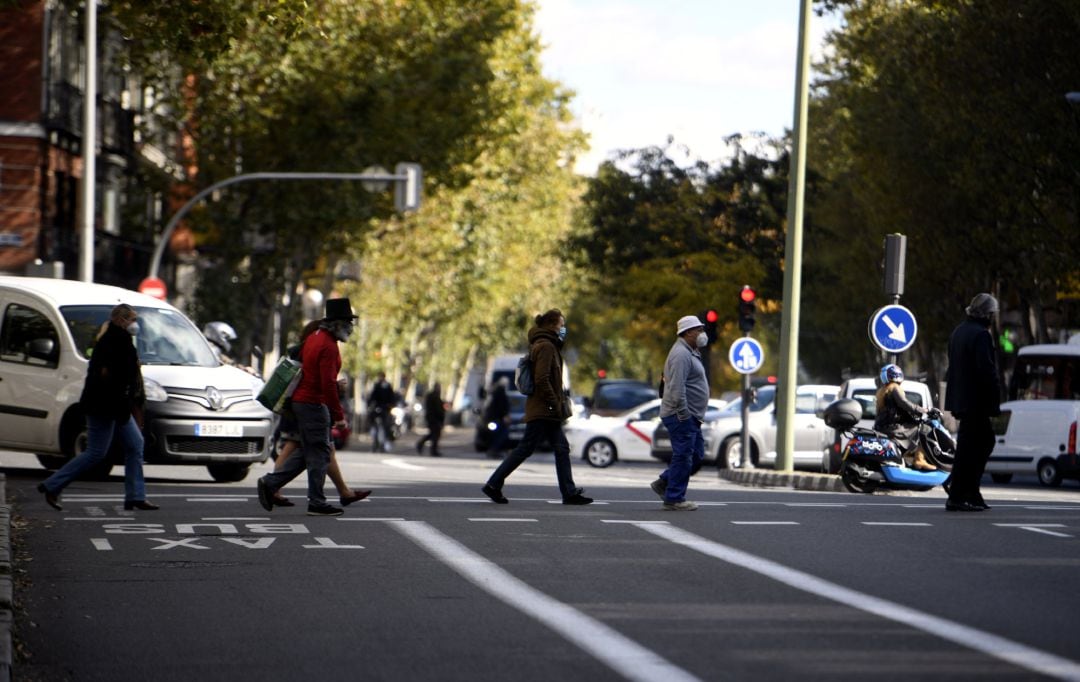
[203,321,238,355]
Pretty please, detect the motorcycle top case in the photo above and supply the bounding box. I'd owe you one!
[845,435,901,461]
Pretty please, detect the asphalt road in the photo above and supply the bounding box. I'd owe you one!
[4,427,1080,681]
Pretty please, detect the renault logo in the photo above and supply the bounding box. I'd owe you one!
[206,387,223,411]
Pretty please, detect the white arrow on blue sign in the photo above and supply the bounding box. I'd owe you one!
[868,304,918,353]
[728,337,764,375]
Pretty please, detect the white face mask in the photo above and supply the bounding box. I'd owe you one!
[126,321,140,336]
[695,332,708,348]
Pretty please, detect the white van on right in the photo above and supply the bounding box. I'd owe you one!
[987,343,1080,486]
[988,400,1079,486]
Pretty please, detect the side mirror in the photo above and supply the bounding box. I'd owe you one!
[28,338,56,361]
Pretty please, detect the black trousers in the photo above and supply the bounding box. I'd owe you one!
[417,421,443,453]
[949,414,995,502]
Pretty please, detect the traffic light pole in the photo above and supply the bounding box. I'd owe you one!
[740,348,751,468]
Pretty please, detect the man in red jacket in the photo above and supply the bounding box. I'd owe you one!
[257,298,358,516]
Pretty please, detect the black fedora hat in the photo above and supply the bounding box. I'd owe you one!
[324,297,358,321]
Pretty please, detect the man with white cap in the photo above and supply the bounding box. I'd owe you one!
[650,315,710,510]
[943,293,1001,512]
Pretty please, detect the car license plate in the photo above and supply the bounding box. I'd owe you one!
[194,422,244,437]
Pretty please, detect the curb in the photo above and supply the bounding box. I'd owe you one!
[719,466,845,492]
[0,474,11,682]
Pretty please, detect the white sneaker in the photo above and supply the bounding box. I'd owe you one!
[662,500,699,511]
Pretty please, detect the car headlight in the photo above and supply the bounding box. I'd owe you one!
[143,377,168,402]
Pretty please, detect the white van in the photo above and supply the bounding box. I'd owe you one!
[0,276,273,481]
[986,343,1080,486]
[988,400,1079,486]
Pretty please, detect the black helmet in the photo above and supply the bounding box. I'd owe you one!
[823,399,862,429]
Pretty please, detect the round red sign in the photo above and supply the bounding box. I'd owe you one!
[138,277,167,300]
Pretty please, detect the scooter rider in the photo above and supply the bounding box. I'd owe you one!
[874,364,936,471]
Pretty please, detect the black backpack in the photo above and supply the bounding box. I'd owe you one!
[515,353,534,396]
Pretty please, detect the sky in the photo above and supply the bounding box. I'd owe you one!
[532,0,841,174]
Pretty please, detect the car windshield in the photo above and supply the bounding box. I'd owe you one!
[595,383,657,411]
[61,305,219,367]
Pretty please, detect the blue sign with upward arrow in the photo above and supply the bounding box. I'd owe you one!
[869,304,918,353]
[728,337,764,375]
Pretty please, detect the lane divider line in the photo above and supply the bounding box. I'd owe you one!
[381,458,426,471]
[630,521,1080,681]
[388,519,702,682]
[467,518,538,523]
[861,522,932,527]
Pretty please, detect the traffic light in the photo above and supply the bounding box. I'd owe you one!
[738,285,756,332]
[704,308,719,343]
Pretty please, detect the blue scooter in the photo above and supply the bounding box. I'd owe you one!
[823,399,955,494]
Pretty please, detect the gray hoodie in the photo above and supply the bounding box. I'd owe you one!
[659,337,709,421]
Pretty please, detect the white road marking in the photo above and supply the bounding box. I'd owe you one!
[429,498,489,503]
[602,520,670,525]
[202,517,271,521]
[995,523,1072,538]
[546,500,610,505]
[337,517,407,521]
[862,522,932,527]
[382,458,426,471]
[302,537,365,549]
[731,521,799,525]
[631,522,1080,681]
[389,519,701,682]
[784,503,846,507]
[90,538,112,551]
[467,518,538,523]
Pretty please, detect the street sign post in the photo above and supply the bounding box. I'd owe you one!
[728,336,765,468]
[868,304,918,354]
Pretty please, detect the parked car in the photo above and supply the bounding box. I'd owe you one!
[820,377,934,474]
[704,384,840,469]
[583,379,657,417]
[987,399,1080,486]
[0,276,273,481]
[566,398,656,467]
[649,399,731,462]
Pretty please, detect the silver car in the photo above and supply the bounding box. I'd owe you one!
[705,384,839,469]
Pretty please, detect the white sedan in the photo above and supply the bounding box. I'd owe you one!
[565,399,727,468]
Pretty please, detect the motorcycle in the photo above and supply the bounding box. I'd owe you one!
[822,399,955,494]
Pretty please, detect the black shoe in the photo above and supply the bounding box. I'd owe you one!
[256,477,274,512]
[123,500,159,511]
[340,490,371,506]
[38,483,61,511]
[482,484,508,504]
[272,494,295,507]
[973,495,991,511]
[306,504,344,516]
[563,493,594,505]
[649,477,667,499]
[945,499,983,512]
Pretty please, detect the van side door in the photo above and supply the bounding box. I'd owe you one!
[0,296,70,450]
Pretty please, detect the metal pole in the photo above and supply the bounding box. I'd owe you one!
[78,0,97,282]
[774,0,812,473]
[147,170,413,280]
[740,371,751,468]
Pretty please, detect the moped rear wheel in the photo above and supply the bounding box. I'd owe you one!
[841,461,879,494]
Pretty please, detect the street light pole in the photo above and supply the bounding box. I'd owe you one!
[147,165,422,281]
[78,0,97,282]
[774,0,813,472]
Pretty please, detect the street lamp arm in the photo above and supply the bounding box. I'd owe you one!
[147,168,420,280]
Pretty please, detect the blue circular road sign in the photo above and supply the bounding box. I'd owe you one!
[728,337,765,375]
[868,304,918,353]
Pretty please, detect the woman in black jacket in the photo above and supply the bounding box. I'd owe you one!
[38,304,158,511]
[874,363,935,471]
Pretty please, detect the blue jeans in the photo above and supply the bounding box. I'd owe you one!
[42,414,146,502]
[487,419,580,498]
[659,415,704,503]
[263,401,332,506]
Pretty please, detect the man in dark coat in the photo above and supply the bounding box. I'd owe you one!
[416,383,447,456]
[944,293,1001,512]
[38,304,157,511]
[482,309,591,505]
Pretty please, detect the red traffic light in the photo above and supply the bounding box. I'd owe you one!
[705,309,719,323]
[597,369,607,379]
[740,286,756,303]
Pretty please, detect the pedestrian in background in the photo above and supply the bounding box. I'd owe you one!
[483,377,512,458]
[257,298,358,516]
[416,382,446,456]
[38,304,158,511]
[482,309,592,505]
[367,371,396,451]
[650,315,709,511]
[944,293,1001,512]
